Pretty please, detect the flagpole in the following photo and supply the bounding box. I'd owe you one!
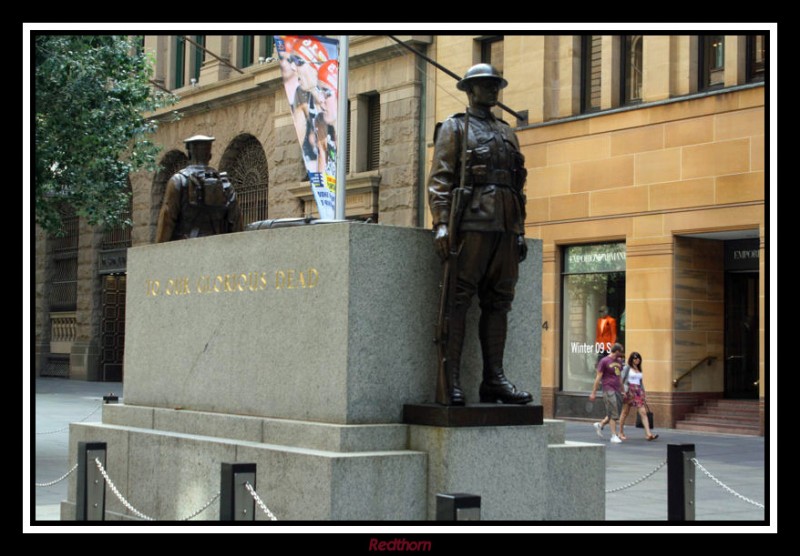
[335,36,349,221]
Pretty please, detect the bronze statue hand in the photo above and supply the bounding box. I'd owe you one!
[518,235,528,262]
[433,224,450,261]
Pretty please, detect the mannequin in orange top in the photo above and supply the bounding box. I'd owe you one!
[596,306,617,362]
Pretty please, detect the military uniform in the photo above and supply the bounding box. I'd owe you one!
[155,136,244,243]
[429,94,532,405]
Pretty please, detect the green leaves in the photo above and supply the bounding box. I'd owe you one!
[35,35,177,234]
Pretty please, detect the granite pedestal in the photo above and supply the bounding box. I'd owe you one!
[63,223,603,520]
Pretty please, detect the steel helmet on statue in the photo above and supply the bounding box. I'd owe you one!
[456,63,508,91]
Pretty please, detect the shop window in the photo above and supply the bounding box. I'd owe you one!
[561,243,626,392]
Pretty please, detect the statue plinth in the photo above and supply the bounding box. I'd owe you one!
[63,223,605,521]
[403,403,544,427]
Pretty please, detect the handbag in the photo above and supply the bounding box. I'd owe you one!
[636,403,654,429]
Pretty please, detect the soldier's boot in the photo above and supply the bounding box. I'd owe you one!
[444,306,468,406]
[478,312,532,405]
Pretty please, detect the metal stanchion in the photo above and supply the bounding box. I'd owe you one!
[667,443,696,521]
[220,463,256,521]
[76,441,107,521]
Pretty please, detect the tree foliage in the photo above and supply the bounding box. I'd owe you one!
[35,35,177,234]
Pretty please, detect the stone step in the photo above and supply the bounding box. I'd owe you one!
[694,406,759,419]
[675,421,761,435]
[674,399,761,436]
[683,414,759,427]
[703,400,760,410]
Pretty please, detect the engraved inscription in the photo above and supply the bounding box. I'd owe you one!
[145,269,319,298]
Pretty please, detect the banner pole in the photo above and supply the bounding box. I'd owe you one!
[335,36,349,221]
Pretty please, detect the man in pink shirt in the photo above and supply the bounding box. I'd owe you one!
[589,343,625,443]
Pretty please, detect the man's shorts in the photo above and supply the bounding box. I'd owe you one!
[603,389,623,420]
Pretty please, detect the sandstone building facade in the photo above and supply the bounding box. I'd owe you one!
[33,33,768,433]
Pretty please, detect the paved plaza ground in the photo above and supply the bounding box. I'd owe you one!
[29,377,773,531]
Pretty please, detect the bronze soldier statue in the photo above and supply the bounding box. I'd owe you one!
[156,135,243,243]
[430,64,532,406]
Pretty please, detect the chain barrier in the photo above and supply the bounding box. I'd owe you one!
[94,458,155,521]
[36,403,103,435]
[35,463,78,487]
[179,491,221,521]
[691,457,765,509]
[93,458,223,521]
[605,460,667,494]
[245,481,278,521]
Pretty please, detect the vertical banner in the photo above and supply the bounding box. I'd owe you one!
[274,35,340,220]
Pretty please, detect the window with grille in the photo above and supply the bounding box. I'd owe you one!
[101,214,132,250]
[700,35,725,90]
[346,99,351,174]
[49,211,78,311]
[582,35,602,113]
[366,94,380,171]
[220,135,269,226]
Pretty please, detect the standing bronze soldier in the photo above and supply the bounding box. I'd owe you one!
[156,135,243,243]
[430,64,532,406]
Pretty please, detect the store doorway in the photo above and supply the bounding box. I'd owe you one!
[724,271,759,399]
[723,238,760,399]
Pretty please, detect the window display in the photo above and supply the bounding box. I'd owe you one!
[562,243,626,392]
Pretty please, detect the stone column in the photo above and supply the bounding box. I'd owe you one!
[33,226,50,376]
[642,35,672,102]
[377,82,420,227]
[71,219,103,381]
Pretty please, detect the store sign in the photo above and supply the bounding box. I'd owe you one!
[725,239,759,271]
[564,243,626,274]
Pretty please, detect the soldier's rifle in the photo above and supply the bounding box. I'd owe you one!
[434,111,471,405]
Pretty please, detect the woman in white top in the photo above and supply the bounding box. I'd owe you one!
[619,352,658,441]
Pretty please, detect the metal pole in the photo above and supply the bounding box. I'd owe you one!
[76,441,107,521]
[335,36,349,221]
[667,443,696,521]
[220,462,256,521]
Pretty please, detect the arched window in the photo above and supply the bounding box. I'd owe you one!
[219,134,269,226]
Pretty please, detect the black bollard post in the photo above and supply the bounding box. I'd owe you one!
[220,463,257,521]
[667,443,696,521]
[436,493,481,520]
[76,441,107,521]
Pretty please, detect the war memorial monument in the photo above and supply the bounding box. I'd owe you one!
[62,63,604,521]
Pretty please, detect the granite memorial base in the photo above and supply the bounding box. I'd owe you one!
[63,223,603,520]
